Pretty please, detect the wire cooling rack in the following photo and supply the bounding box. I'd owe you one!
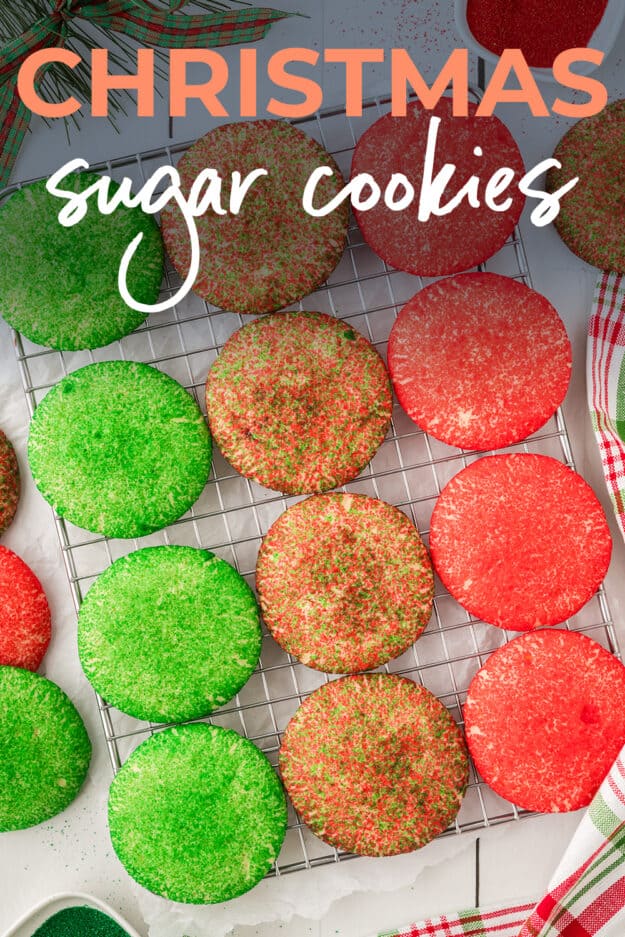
[8,95,620,877]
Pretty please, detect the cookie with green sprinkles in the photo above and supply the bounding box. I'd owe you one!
[0,429,19,536]
[78,546,261,722]
[108,723,288,903]
[161,120,349,314]
[0,174,163,350]
[0,666,91,831]
[28,361,212,539]
[279,674,469,856]
[548,100,625,272]
[206,311,393,494]
[257,494,434,673]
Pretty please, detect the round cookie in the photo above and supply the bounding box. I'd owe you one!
[279,674,469,856]
[78,546,261,722]
[0,429,19,535]
[351,97,525,277]
[108,724,287,903]
[388,273,572,450]
[0,174,163,350]
[0,546,51,671]
[465,630,625,812]
[28,361,212,539]
[161,120,349,314]
[548,100,625,272]
[0,666,91,831]
[257,493,434,672]
[206,312,392,494]
[429,454,612,631]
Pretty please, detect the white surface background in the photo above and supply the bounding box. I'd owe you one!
[2,1,625,935]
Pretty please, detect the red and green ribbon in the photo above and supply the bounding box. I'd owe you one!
[0,0,291,188]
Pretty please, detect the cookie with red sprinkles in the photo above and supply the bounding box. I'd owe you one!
[350,97,525,277]
[279,674,469,856]
[388,273,572,450]
[257,493,434,673]
[0,546,51,671]
[161,120,349,314]
[429,454,612,631]
[0,430,19,536]
[206,312,393,495]
[548,100,625,273]
[465,629,625,813]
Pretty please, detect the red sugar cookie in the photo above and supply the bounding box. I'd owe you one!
[0,546,51,671]
[465,630,625,813]
[350,97,525,277]
[388,273,571,451]
[429,454,611,631]
[0,430,19,536]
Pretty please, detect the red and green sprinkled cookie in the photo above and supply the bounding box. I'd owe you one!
[0,430,19,536]
[0,546,51,671]
[161,120,349,314]
[465,630,625,813]
[351,97,525,277]
[430,454,612,631]
[206,312,393,494]
[388,273,572,451]
[257,493,434,673]
[548,100,625,272]
[279,674,469,856]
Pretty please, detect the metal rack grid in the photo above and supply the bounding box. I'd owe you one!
[8,95,620,878]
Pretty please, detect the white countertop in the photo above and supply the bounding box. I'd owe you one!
[2,2,625,935]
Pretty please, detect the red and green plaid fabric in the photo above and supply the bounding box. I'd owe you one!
[588,271,625,542]
[0,0,291,188]
[371,746,625,937]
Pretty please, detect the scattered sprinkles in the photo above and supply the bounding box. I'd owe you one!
[206,311,393,495]
[0,546,51,671]
[257,493,434,673]
[279,674,469,857]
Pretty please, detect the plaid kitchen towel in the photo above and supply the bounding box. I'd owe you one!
[372,747,625,937]
[588,271,625,542]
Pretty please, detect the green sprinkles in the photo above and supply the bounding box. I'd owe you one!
[108,723,288,904]
[32,907,129,937]
[78,546,261,723]
[0,174,163,351]
[206,311,393,495]
[0,667,91,832]
[28,361,212,539]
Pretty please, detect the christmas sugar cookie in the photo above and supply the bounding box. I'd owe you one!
[388,272,571,450]
[0,546,51,671]
[351,97,525,277]
[548,100,625,273]
[28,361,212,539]
[465,630,625,812]
[0,174,163,350]
[0,429,19,536]
[78,546,261,722]
[206,312,392,494]
[279,674,469,856]
[257,493,434,672]
[108,724,287,903]
[161,120,349,313]
[0,667,91,831]
[430,454,611,631]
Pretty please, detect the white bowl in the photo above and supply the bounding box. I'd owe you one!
[2,893,144,937]
[455,0,625,83]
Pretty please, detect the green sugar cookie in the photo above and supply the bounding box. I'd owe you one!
[108,724,287,903]
[28,361,212,539]
[0,174,163,351]
[0,667,91,831]
[78,546,261,722]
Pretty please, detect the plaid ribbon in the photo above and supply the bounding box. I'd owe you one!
[587,271,625,542]
[371,746,625,937]
[0,0,291,188]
